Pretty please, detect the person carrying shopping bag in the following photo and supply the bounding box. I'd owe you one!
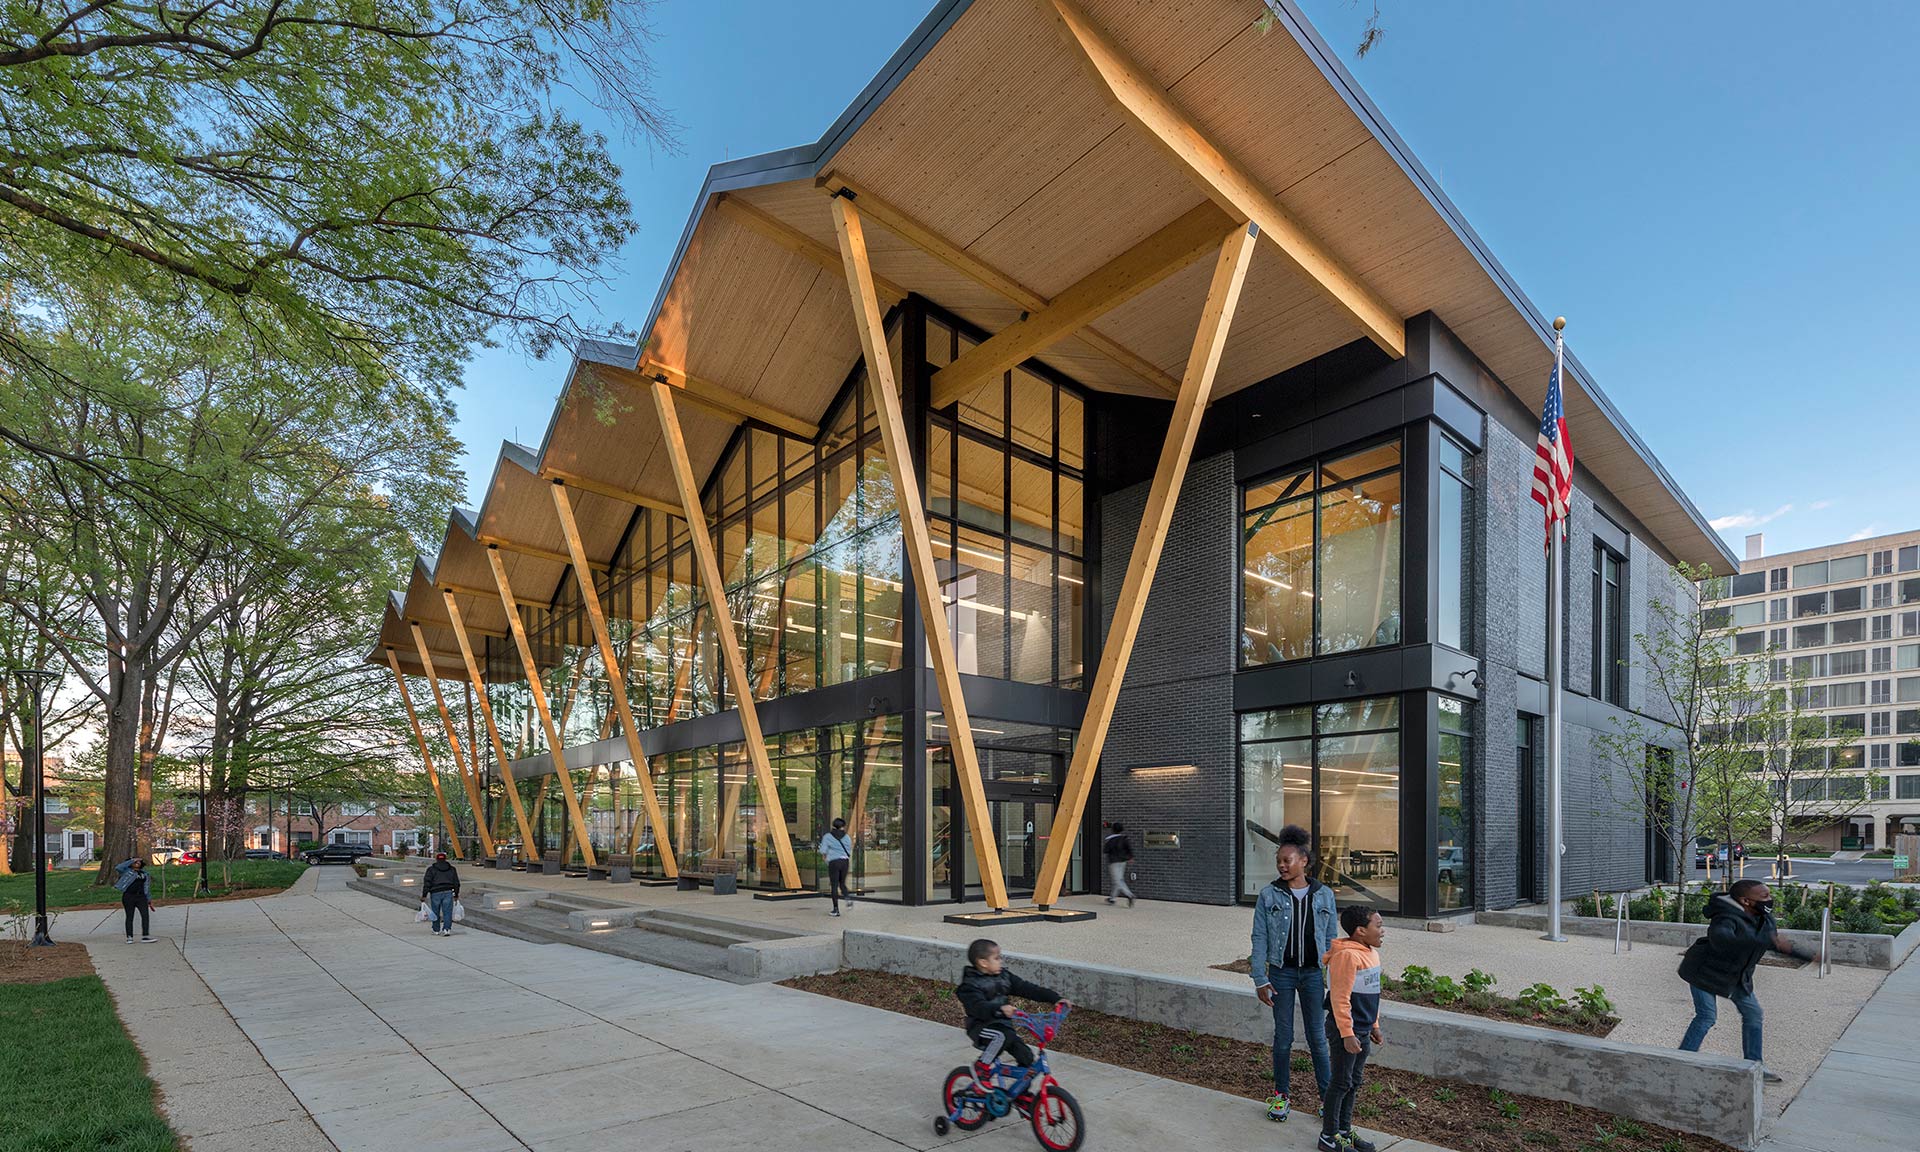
[423,851,461,937]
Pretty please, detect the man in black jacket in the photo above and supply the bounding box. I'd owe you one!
[423,852,460,937]
[1102,822,1136,907]
[1677,879,1818,1081]
[955,939,1066,1074]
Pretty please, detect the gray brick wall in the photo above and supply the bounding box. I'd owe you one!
[1098,452,1239,906]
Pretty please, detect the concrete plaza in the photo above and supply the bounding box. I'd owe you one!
[76,869,1450,1152]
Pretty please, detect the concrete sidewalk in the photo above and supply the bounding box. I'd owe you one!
[79,868,1451,1152]
[1757,949,1920,1151]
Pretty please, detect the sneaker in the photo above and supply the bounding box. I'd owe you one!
[1265,1093,1290,1122]
[1127,896,1135,908]
[1762,1067,1784,1084]
[125,936,135,944]
[1344,1132,1378,1152]
[829,909,841,917]
[140,936,157,943]
[1105,897,1116,905]
[1316,1134,1352,1152]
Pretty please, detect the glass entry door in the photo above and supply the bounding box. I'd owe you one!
[987,789,1056,897]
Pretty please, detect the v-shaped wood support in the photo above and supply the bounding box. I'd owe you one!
[386,647,464,859]
[440,589,542,859]
[410,623,496,857]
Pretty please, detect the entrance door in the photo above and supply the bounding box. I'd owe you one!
[986,789,1056,896]
[1516,716,1537,902]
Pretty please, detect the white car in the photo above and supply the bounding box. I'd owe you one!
[149,846,186,865]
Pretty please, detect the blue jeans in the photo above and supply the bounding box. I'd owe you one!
[1267,964,1332,1099]
[1679,984,1763,1062]
[429,889,455,933]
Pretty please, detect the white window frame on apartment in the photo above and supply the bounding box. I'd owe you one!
[341,801,373,817]
[390,828,427,851]
[327,828,373,848]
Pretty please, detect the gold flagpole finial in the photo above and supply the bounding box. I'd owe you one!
[1552,316,1567,332]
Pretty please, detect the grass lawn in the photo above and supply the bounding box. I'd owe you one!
[0,859,307,911]
[0,974,178,1152]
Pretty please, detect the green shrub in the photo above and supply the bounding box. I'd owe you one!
[1516,983,1567,1015]
[1464,968,1496,993]
[1429,975,1464,1006]
[1572,985,1615,1017]
[1397,964,1436,994]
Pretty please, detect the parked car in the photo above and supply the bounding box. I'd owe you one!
[303,843,373,865]
[180,850,204,864]
[244,849,288,860]
[149,846,186,866]
[1693,841,1746,867]
[1436,845,1465,886]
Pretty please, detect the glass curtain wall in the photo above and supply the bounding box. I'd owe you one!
[1437,697,1473,911]
[1240,696,1402,910]
[925,314,1087,687]
[1242,438,1404,665]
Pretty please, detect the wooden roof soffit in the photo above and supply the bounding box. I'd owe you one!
[475,533,609,573]
[713,192,907,303]
[408,616,507,641]
[928,200,1236,410]
[817,171,1183,398]
[579,360,818,442]
[437,580,544,611]
[537,468,681,518]
[1047,0,1405,360]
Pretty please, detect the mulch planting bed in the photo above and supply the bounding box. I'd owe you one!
[781,968,1732,1152]
[0,940,98,985]
[1210,958,1620,1038]
[48,886,288,912]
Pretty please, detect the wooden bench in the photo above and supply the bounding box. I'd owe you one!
[677,857,739,895]
[536,850,564,876]
[586,854,633,883]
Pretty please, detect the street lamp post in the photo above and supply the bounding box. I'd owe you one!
[12,667,60,947]
[196,756,211,897]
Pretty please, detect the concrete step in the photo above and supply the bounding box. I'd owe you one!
[631,913,756,949]
[533,893,629,914]
[645,908,795,942]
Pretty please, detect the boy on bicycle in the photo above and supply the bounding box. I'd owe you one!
[956,939,1069,1079]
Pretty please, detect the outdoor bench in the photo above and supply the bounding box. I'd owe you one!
[587,854,633,883]
[677,858,740,895]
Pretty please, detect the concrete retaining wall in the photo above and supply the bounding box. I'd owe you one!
[726,936,844,981]
[842,930,1761,1149]
[1474,909,1901,969]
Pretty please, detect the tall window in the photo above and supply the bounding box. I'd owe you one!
[1239,696,1401,910]
[1437,698,1473,911]
[1437,436,1474,653]
[1592,543,1625,704]
[925,314,1086,687]
[1242,439,1403,665]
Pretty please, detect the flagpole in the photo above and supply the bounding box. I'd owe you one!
[1544,316,1568,943]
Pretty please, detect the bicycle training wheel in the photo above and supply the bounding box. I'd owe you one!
[1029,1084,1084,1151]
[941,1066,989,1131]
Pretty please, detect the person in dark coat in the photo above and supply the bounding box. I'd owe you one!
[422,852,461,937]
[114,858,157,943]
[1102,822,1136,907]
[955,939,1068,1077]
[1677,879,1819,1081]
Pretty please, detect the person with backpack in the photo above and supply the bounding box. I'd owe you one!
[1676,879,1819,1081]
[820,817,854,917]
[1102,822,1135,907]
[114,857,157,943]
[422,851,460,937]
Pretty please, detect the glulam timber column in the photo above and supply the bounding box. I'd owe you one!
[484,546,599,867]
[549,481,680,878]
[385,647,465,859]
[649,382,802,893]
[441,589,542,858]
[1030,224,1259,909]
[410,623,497,858]
[829,192,1011,912]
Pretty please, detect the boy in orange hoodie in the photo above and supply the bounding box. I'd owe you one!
[1318,906,1386,1152]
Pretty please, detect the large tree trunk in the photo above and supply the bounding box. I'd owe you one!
[97,653,146,884]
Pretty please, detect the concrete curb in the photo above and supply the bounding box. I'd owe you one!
[1474,910,1897,969]
[843,929,1762,1150]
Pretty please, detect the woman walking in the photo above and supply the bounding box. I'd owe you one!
[114,857,156,943]
[820,817,853,917]
[423,851,461,937]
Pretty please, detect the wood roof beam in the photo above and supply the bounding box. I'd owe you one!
[582,360,819,442]
[437,581,545,611]
[929,200,1236,410]
[1047,0,1405,360]
[817,172,1184,397]
[408,616,507,641]
[475,533,608,573]
[538,468,682,518]
[714,192,908,303]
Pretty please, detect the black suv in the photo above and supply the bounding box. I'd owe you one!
[304,843,373,865]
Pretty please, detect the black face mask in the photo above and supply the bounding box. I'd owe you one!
[1749,899,1774,917]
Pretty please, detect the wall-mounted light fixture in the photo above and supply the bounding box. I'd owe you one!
[1448,667,1482,691]
[1344,671,1359,689]
[1130,763,1197,778]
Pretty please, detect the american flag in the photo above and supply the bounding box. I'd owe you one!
[1530,356,1573,548]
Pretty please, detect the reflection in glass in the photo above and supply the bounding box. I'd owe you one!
[1437,698,1472,911]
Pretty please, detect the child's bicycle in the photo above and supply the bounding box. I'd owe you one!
[935,1005,1084,1150]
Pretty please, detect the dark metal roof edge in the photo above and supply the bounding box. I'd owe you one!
[1268,0,1735,569]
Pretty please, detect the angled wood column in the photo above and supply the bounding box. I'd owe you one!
[1032,221,1260,908]
[385,647,464,859]
[650,382,801,891]
[550,481,679,878]
[1048,0,1403,359]
[830,192,1011,910]
[625,621,702,857]
[485,547,598,867]
[441,589,542,857]
[410,623,497,857]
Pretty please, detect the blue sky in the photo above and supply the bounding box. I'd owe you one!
[454,0,1920,561]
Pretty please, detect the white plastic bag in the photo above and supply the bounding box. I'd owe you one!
[451,899,466,923]
[415,900,430,923]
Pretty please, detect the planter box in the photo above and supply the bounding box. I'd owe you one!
[842,930,1762,1150]
[1472,910,1918,970]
